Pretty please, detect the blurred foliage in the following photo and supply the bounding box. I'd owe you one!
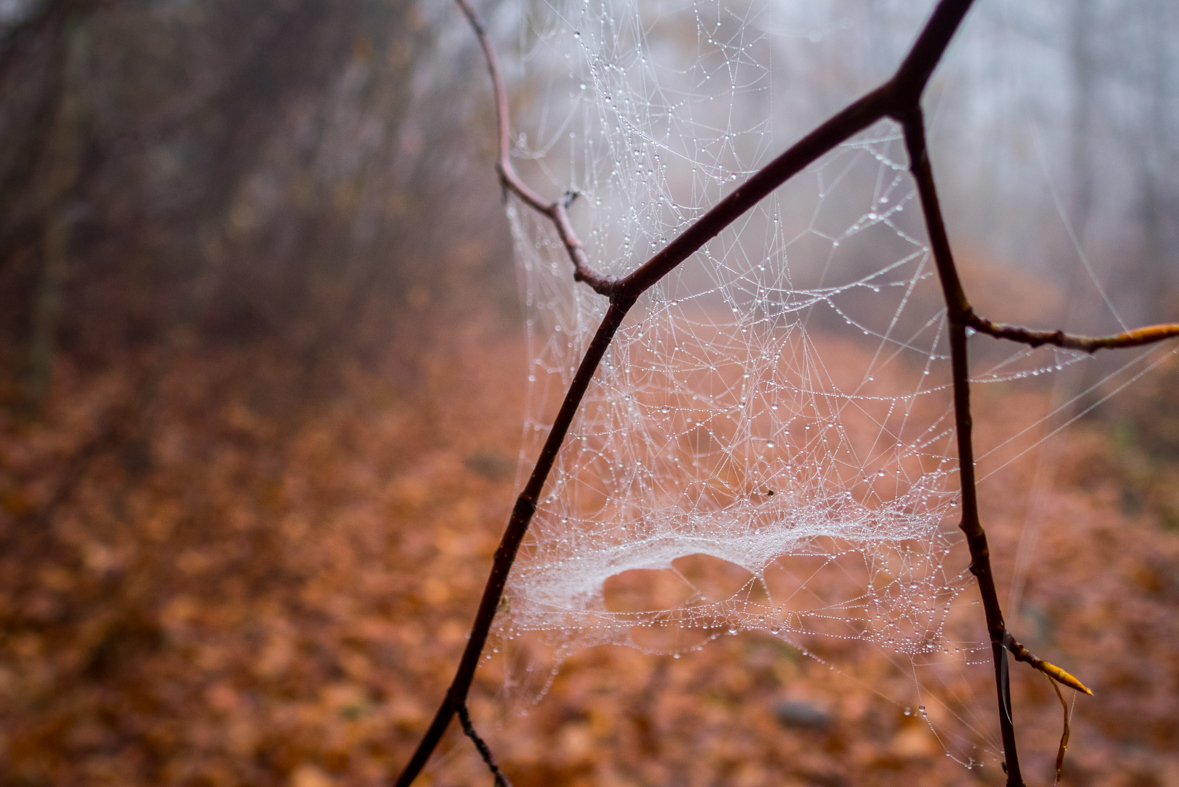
[0,0,515,413]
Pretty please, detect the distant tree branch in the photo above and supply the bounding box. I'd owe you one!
[0,0,79,85]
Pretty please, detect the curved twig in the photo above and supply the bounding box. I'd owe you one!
[454,0,618,297]
[457,704,513,787]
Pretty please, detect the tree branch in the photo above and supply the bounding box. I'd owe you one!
[394,295,634,787]
[966,310,1179,352]
[454,0,618,297]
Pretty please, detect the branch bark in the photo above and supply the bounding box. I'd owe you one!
[965,310,1179,352]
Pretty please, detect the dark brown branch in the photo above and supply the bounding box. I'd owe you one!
[966,310,1179,352]
[891,0,979,103]
[457,704,513,787]
[615,0,979,297]
[454,0,618,297]
[899,104,1025,787]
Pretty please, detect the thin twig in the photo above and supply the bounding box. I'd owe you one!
[1004,633,1093,696]
[966,309,1179,352]
[453,0,618,297]
[1047,677,1071,786]
[457,704,513,787]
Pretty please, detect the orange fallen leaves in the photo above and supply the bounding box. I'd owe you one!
[0,314,1176,786]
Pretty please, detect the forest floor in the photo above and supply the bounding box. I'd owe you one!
[1,300,1178,787]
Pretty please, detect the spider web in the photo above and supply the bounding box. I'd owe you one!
[487,0,1105,768]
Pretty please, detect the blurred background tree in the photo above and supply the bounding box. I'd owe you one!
[4,0,1179,420]
[0,0,514,419]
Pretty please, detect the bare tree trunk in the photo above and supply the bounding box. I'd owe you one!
[19,11,86,415]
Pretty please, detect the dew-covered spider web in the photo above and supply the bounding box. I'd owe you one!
[480,0,1166,769]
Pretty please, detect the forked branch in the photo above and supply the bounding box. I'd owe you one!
[396,1,1176,785]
